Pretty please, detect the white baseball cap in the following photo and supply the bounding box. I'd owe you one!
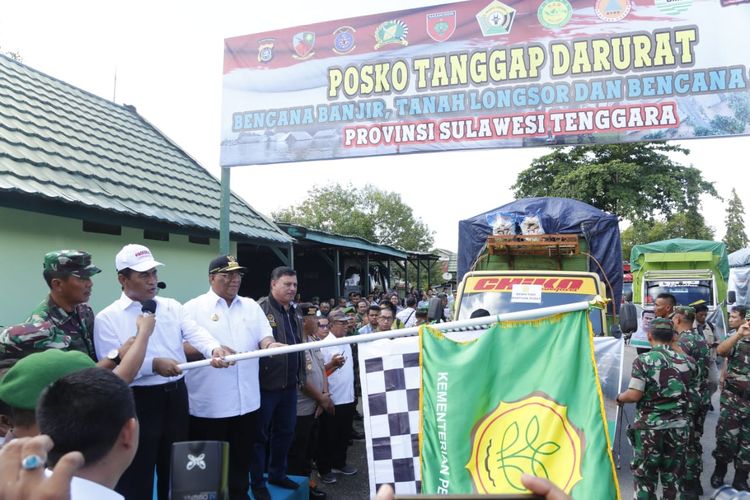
[115,244,164,272]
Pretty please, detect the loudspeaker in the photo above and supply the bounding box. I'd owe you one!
[170,441,229,500]
[427,297,444,322]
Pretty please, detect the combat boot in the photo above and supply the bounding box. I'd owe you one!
[694,479,703,496]
[681,480,699,500]
[686,479,703,497]
[732,469,749,491]
[711,461,728,489]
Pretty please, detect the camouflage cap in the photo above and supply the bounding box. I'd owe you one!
[43,250,101,278]
[673,305,696,320]
[650,317,674,333]
[0,349,95,410]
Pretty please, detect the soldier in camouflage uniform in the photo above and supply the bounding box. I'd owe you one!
[617,318,691,500]
[0,250,100,361]
[672,305,711,497]
[711,305,750,491]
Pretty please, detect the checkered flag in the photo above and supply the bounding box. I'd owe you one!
[359,337,422,496]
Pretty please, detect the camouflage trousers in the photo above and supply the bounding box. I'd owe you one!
[713,390,750,470]
[629,426,688,500]
[685,406,708,481]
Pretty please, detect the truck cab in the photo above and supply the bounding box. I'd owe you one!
[456,270,609,335]
[629,239,730,349]
[455,233,611,335]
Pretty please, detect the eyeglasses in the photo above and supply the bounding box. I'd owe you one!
[317,323,329,329]
[379,316,394,321]
[217,272,244,280]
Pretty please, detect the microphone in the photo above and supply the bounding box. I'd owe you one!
[141,300,157,315]
[157,282,167,290]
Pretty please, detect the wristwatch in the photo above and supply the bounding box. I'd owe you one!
[107,348,122,366]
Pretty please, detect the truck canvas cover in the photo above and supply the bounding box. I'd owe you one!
[631,238,730,279]
[729,247,750,306]
[457,197,622,308]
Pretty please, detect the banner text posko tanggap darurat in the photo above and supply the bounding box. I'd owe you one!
[327,26,698,99]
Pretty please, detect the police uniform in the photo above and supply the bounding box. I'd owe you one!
[287,304,328,481]
[712,318,750,490]
[627,320,691,500]
[676,307,711,494]
[0,251,100,361]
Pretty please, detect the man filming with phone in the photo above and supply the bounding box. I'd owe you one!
[315,310,358,484]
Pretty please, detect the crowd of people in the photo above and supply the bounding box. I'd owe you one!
[616,293,750,499]
[0,244,453,500]
[1,244,747,500]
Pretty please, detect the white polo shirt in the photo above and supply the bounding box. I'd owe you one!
[94,294,221,387]
[183,289,272,418]
[320,333,354,405]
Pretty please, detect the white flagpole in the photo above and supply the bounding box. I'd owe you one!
[178,299,597,371]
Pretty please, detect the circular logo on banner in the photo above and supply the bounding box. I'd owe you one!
[595,0,631,22]
[538,0,573,29]
[466,393,584,495]
[655,0,693,15]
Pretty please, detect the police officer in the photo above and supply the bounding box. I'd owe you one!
[617,317,691,499]
[673,305,710,497]
[711,305,750,491]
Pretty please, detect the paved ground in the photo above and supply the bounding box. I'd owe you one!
[319,345,728,499]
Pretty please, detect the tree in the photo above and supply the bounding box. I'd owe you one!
[723,188,749,253]
[273,184,434,251]
[621,211,715,260]
[512,142,719,222]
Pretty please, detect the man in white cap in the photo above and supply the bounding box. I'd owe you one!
[94,244,231,500]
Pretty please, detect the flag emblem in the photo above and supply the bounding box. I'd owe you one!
[466,394,584,494]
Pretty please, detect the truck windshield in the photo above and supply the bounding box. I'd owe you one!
[645,280,713,306]
[457,275,604,334]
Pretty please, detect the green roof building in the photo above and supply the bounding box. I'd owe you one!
[0,54,292,326]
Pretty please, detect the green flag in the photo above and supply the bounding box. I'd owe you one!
[419,310,619,498]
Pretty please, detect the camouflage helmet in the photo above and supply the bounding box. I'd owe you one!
[43,250,101,279]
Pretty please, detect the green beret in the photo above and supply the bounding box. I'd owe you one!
[0,350,96,409]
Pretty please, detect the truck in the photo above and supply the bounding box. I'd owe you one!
[455,197,623,336]
[728,247,750,307]
[629,238,730,349]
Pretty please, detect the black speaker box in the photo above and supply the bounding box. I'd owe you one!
[170,441,229,500]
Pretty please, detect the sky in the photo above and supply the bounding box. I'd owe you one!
[2,0,748,252]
